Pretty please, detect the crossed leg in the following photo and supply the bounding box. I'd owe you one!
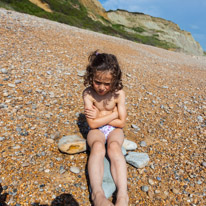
[107,128,128,206]
[87,129,114,206]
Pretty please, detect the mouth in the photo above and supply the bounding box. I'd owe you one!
[98,90,105,94]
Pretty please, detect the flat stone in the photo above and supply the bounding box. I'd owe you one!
[126,152,150,168]
[140,141,147,147]
[148,179,155,185]
[15,80,22,84]
[102,157,116,199]
[46,138,54,144]
[1,68,8,74]
[197,115,203,122]
[123,139,137,150]
[8,83,15,88]
[77,70,85,77]
[141,185,149,192]
[172,188,179,194]
[70,166,80,174]
[58,135,86,154]
[50,132,60,140]
[131,124,140,131]
[0,137,5,141]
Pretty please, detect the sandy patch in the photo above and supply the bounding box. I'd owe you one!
[29,0,52,13]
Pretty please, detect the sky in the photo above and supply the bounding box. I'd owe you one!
[99,0,206,51]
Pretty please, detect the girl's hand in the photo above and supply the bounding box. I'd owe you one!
[84,105,99,119]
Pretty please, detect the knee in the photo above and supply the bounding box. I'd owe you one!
[91,141,105,156]
[107,141,121,157]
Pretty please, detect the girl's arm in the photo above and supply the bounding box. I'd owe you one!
[108,90,127,128]
[83,90,118,129]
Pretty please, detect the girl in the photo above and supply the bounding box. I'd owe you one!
[83,50,128,206]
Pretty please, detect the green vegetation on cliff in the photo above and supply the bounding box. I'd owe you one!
[0,0,177,50]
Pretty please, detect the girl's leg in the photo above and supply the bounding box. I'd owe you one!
[107,129,128,206]
[87,129,114,206]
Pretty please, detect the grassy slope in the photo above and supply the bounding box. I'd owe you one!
[0,0,177,50]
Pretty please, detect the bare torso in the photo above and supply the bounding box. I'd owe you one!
[84,87,118,117]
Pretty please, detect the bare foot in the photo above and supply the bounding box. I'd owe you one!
[92,192,114,206]
[115,195,129,206]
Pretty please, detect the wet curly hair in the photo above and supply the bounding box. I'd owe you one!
[84,50,123,92]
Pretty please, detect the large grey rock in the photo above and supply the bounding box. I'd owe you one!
[126,152,149,168]
[89,157,116,199]
[58,135,86,154]
[102,157,116,198]
[123,139,137,150]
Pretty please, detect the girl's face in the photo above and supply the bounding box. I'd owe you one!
[93,71,113,96]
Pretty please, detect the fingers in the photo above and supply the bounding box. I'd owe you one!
[84,108,96,119]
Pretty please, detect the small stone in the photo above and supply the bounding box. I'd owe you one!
[201,162,206,167]
[3,92,9,97]
[155,190,160,194]
[70,166,80,174]
[126,152,150,168]
[1,68,8,74]
[141,185,149,192]
[22,162,29,167]
[131,124,140,131]
[0,137,5,141]
[8,83,15,88]
[156,176,161,181]
[196,180,202,185]
[46,138,54,144]
[148,179,155,185]
[172,188,179,194]
[15,80,22,84]
[2,185,8,190]
[81,186,87,190]
[164,191,169,196]
[13,145,20,149]
[0,104,7,109]
[197,115,203,122]
[123,139,137,150]
[126,73,131,78]
[77,70,85,77]
[59,166,66,174]
[50,132,60,140]
[140,141,147,147]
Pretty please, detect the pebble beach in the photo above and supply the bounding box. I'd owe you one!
[0,8,206,205]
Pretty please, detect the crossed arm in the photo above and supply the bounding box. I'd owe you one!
[83,90,127,129]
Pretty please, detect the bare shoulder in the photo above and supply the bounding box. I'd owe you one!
[115,89,125,99]
[116,89,125,95]
[82,87,94,98]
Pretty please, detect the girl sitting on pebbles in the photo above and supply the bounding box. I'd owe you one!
[82,50,128,206]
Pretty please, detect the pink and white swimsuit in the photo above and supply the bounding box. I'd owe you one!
[99,125,116,140]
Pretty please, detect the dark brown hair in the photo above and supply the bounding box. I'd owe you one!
[84,50,123,92]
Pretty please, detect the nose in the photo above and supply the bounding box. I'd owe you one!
[99,84,105,90]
